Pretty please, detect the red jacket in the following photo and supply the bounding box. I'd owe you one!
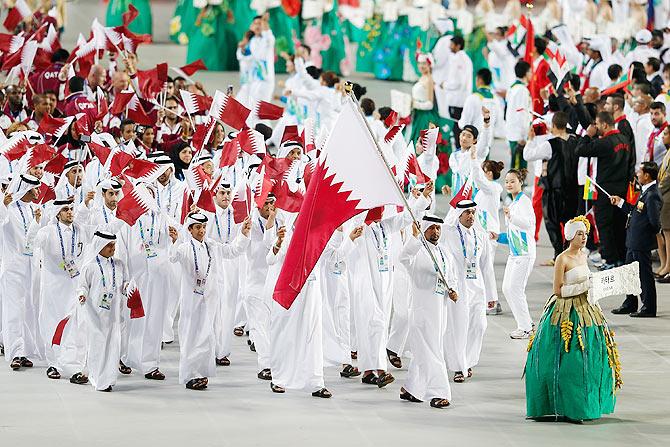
[63,92,98,126]
[531,58,551,115]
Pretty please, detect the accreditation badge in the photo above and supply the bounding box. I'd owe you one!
[194,277,206,296]
[465,261,477,280]
[435,276,447,296]
[99,292,113,310]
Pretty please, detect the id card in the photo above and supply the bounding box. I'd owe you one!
[333,260,343,276]
[378,253,389,272]
[61,259,80,278]
[465,261,477,280]
[99,292,113,310]
[435,276,447,296]
[194,278,206,296]
[144,241,157,259]
[23,243,33,257]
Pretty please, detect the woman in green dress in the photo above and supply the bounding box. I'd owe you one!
[106,0,152,36]
[267,4,300,74]
[318,0,347,74]
[525,216,622,422]
[170,0,200,45]
[185,1,256,71]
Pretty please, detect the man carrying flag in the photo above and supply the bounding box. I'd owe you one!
[273,96,434,390]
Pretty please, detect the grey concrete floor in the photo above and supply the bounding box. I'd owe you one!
[1,1,669,446]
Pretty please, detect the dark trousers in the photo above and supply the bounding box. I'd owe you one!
[594,195,627,264]
[542,188,566,259]
[621,249,657,314]
[508,141,528,170]
[449,106,463,149]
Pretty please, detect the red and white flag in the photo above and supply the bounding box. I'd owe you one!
[397,141,430,185]
[0,32,24,53]
[26,143,56,169]
[3,0,31,32]
[273,98,405,309]
[218,139,240,168]
[252,100,284,121]
[180,89,212,115]
[303,118,316,153]
[123,158,169,184]
[237,127,266,155]
[116,178,156,226]
[125,279,145,319]
[0,132,31,161]
[176,59,207,77]
[208,90,250,130]
[37,114,74,139]
[419,127,440,155]
[449,176,474,208]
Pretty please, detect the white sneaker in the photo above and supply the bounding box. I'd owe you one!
[510,329,531,339]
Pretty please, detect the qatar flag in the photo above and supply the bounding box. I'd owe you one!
[273,98,405,309]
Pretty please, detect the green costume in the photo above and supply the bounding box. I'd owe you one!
[106,0,152,36]
[170,0,202,45]
[318,1,347,74]
[184,1,256,71]
[525,290,622,421]
[267,6,299,74]
[355,15,381,74]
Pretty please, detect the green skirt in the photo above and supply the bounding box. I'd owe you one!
[106,0,152,36]
[319,1,346,74]
[268,6,299,74]
[525,293,622,421]
[170,0,199,45]
[355,15,382,74]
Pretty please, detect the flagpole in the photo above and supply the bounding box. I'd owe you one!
[343,83,454,296]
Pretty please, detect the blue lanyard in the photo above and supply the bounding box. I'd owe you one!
[16,201,32,234]
[226,209,231,243]
[56,222,76,260]
[138,212,155,243]
[102,207,109,224]
[190,239,211,277]
[258,217,265,234]
[96,255,116,291]
[371,222,387,251]
[457,224,478,260]
[435,245,446,274]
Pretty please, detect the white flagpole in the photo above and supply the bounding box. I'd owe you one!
[343,83,455,297]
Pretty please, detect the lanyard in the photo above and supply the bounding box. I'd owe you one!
[214,209,232,242]
[102,206,109,224]
[157,183,172,211]
[56,221,76,260]
[96,255,116,291]
[190,239,212,278]
[16,201,32,234]
[258,217,265,234]
[138,212,155,244]
[435,245,446,274]
[371,222,387,252]
[456,224,478,260]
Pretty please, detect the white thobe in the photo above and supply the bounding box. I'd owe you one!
[29,220,88,375]
[269,231,326,392]
[0,200,39,362]
[205,205,244,360]
[400,236,457,402]
[123,211,172,374]
[443,222,495,372]
[343,196,429,372]
[169,234,249,383]
[77,255,129,390]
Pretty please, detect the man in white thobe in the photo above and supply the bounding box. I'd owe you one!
[443,200,496,383]
[399,215,458,408]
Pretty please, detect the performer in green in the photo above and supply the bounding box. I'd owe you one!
[525,216,622,422]
[184,1,256,71]
[106,0,152,36]
[266,4,300,74]
[318,0,346,74]
[170,0,200,45]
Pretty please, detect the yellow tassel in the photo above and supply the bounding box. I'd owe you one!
[526,332,535,352]
[560,320,574,352]
[576,326,585,351]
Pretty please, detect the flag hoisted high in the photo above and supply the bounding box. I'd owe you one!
[273,97,405,309]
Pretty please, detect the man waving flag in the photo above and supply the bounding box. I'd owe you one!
[273,97,406,309]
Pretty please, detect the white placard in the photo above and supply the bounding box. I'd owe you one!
[590,262,641,303]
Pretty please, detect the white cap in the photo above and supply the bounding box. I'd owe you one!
[635,29,652,44]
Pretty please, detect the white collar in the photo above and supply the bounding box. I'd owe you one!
[642,181,656,193]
